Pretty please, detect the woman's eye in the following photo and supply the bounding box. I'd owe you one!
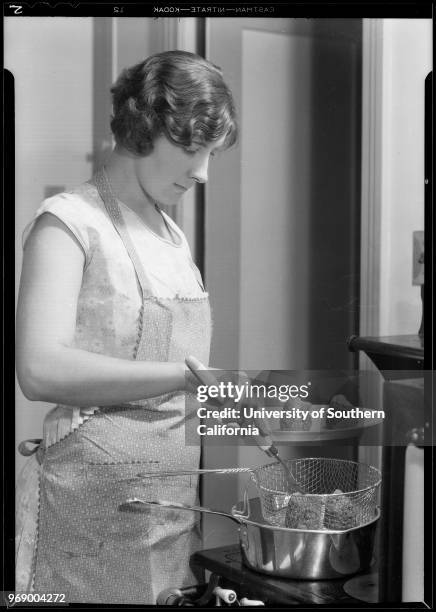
[184,146,217,159]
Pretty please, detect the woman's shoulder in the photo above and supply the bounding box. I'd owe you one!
[39,181,106,221]
[22,181,110,258]
[29,181,113,236]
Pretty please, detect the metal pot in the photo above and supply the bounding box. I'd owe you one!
[119,494,379,580]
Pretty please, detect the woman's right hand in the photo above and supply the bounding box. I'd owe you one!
[185,360,272,437]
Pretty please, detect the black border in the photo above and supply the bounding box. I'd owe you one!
[2,1,434,18]
[3,2,435,609]
[3,67,16,596]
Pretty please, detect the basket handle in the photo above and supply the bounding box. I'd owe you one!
[125,467,252,482]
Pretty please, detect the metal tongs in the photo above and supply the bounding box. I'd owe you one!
[185,355,305,494]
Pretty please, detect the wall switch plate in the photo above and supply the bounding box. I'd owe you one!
[412,231,424,286]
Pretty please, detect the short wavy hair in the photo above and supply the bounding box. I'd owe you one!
[110,50,238,156]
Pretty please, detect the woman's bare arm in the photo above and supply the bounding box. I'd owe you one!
[16,213,187,406]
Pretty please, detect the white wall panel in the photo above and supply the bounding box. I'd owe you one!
[240,30,312,370]
[379,19,432,335]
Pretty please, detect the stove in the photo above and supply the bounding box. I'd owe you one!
[157,545,377,606]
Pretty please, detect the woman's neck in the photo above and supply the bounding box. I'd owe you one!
[103,147,167,236]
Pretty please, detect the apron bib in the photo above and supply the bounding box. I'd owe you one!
[19,169,211,604]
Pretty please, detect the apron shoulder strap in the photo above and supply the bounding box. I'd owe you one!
[93,168,153,300]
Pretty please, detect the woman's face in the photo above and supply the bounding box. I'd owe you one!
[134,135,227,207]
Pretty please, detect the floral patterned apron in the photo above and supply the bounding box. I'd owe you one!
[16,169,211,604]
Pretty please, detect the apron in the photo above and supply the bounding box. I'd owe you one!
[16,168,211,604]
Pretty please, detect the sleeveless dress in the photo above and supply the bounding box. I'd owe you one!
[15,169,212,604]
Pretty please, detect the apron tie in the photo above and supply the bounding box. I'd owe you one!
[18,439,42,457]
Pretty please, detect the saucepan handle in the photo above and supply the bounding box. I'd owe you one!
[118,497,249,525]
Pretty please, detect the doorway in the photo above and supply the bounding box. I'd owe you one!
[202,17,363,548]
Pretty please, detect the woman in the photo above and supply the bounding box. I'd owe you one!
[15,50,237,604]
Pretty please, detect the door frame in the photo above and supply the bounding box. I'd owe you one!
[360,18,383,341]
[358,18,384,469]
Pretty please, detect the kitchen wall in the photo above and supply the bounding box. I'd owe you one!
[379,19,431,335]
[6,17,94,475]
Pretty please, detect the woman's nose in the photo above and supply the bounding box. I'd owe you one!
[190,155,209,184]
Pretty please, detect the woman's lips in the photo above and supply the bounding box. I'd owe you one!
[174,183,188,192]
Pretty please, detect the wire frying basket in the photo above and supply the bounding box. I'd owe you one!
[250,458,381,530]
[125,458,381,532]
